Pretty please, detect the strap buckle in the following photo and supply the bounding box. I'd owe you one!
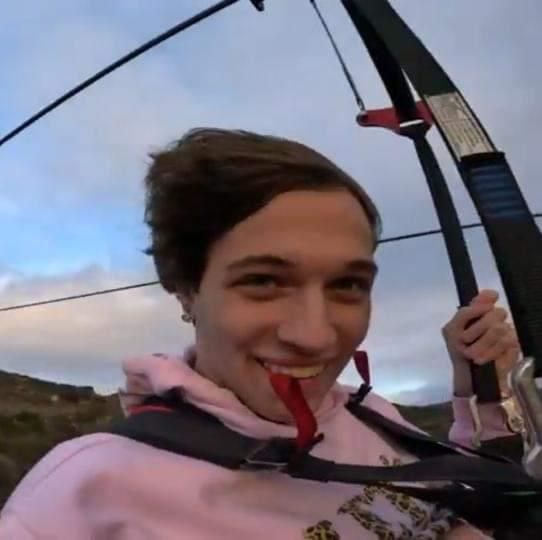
[467,395,483,448]
[468,393,527,449]
[500,396,526,435]
[398,118,430,138]
[510,357,542,479]
[240,439,296,472]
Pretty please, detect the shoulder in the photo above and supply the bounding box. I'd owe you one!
[340,384,424,432]
[366,392,416,426]
[4,432,150,507]
[2,432,165,536]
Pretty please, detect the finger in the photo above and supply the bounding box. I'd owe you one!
[461,307,508,344]
[466,325,518,364]
[499,329,521,366]
[497,344,521,373]
[452,303,496,332]
[470,289,499,307]
[468,338,508,365]
[496,344,521,392]
[461,321,510,361]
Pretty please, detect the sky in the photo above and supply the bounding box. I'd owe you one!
[1,0,541,404]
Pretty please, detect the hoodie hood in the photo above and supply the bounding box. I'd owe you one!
[119,347,352,441]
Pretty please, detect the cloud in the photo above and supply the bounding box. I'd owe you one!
[0,232,509,403]
[0,0,540,404]
[1,265,194,393]
[3,0,541,228]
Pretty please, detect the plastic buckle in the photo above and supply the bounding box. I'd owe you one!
[348,384,372,406]
[240,439,294,472]
[398,118,430,139]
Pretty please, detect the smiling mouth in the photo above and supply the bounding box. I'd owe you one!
[255,358,325,379]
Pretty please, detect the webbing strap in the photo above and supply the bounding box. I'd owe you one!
[290,452,533,486]
[341,0,542,377]
[461,154,542,370]
[340,0,502,401]
[108,395,542,532]
[112,400,278,468]
[413,137,502,399]
[110,398,539,487]
[345,397,514,463]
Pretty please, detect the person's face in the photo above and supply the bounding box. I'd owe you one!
[181,189,377,423]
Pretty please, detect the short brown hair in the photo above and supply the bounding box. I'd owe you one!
[144,128,381,294]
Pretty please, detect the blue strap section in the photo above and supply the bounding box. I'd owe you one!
[469,162,529,220]
[461,153,542,371]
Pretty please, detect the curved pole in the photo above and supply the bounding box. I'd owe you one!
[341,0,542,478]
[334,0,501,405]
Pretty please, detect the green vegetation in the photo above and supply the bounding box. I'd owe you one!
[0,370,122,507]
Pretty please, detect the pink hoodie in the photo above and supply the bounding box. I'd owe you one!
[0,352,503,539]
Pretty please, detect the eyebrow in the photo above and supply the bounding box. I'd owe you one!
[225,254,378,275]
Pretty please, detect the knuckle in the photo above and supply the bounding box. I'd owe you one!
[466,345,482,362]
[490,324,506,340]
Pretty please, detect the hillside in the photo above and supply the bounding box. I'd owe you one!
[0,369,453,508]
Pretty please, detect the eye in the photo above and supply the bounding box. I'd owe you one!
[331,277,371,298]
[235,274,282,289]
[232,273,286,300]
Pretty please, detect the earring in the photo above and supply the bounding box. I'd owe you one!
[181,312,194,324]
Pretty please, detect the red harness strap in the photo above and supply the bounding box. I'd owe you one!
[353,350,370,385]
[268,373,318,451]
[127,404,174,415]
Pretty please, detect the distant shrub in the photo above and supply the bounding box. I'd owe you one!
[59,390,81,404]
[13,411,46,433]
[47,415,80,440]
[0,415,19,437]
[2,435,53,469]
[0,453,18,504]
[58,386,94,404]
[73,399,108,424]
[0,412,45,437]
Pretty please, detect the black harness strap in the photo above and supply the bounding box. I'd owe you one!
[345,396,514,464]
[108,391,542,533]
[342,0,542,379]
[339,0,501,402]
[113,396,296,469]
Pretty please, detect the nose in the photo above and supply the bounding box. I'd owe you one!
[276,288,338,355]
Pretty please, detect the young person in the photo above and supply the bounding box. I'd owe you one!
[0,129,522,539]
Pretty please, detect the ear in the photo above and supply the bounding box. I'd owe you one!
[174,289,195,316]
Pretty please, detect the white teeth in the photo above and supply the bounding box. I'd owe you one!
[261,361,325,379]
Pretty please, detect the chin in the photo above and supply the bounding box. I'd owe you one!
[264,406,296,425]
[257,393,327,425]
[251,400,298,425]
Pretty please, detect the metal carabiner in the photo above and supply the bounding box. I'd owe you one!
[510,356,542,479]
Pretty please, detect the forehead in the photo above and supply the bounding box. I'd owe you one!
[209,190,375,271]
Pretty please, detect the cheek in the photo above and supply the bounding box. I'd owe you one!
[343,299,372,342]
[358,297,372,335]
[199,294,266,350]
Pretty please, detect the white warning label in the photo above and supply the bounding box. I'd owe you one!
[425,92,494,159]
